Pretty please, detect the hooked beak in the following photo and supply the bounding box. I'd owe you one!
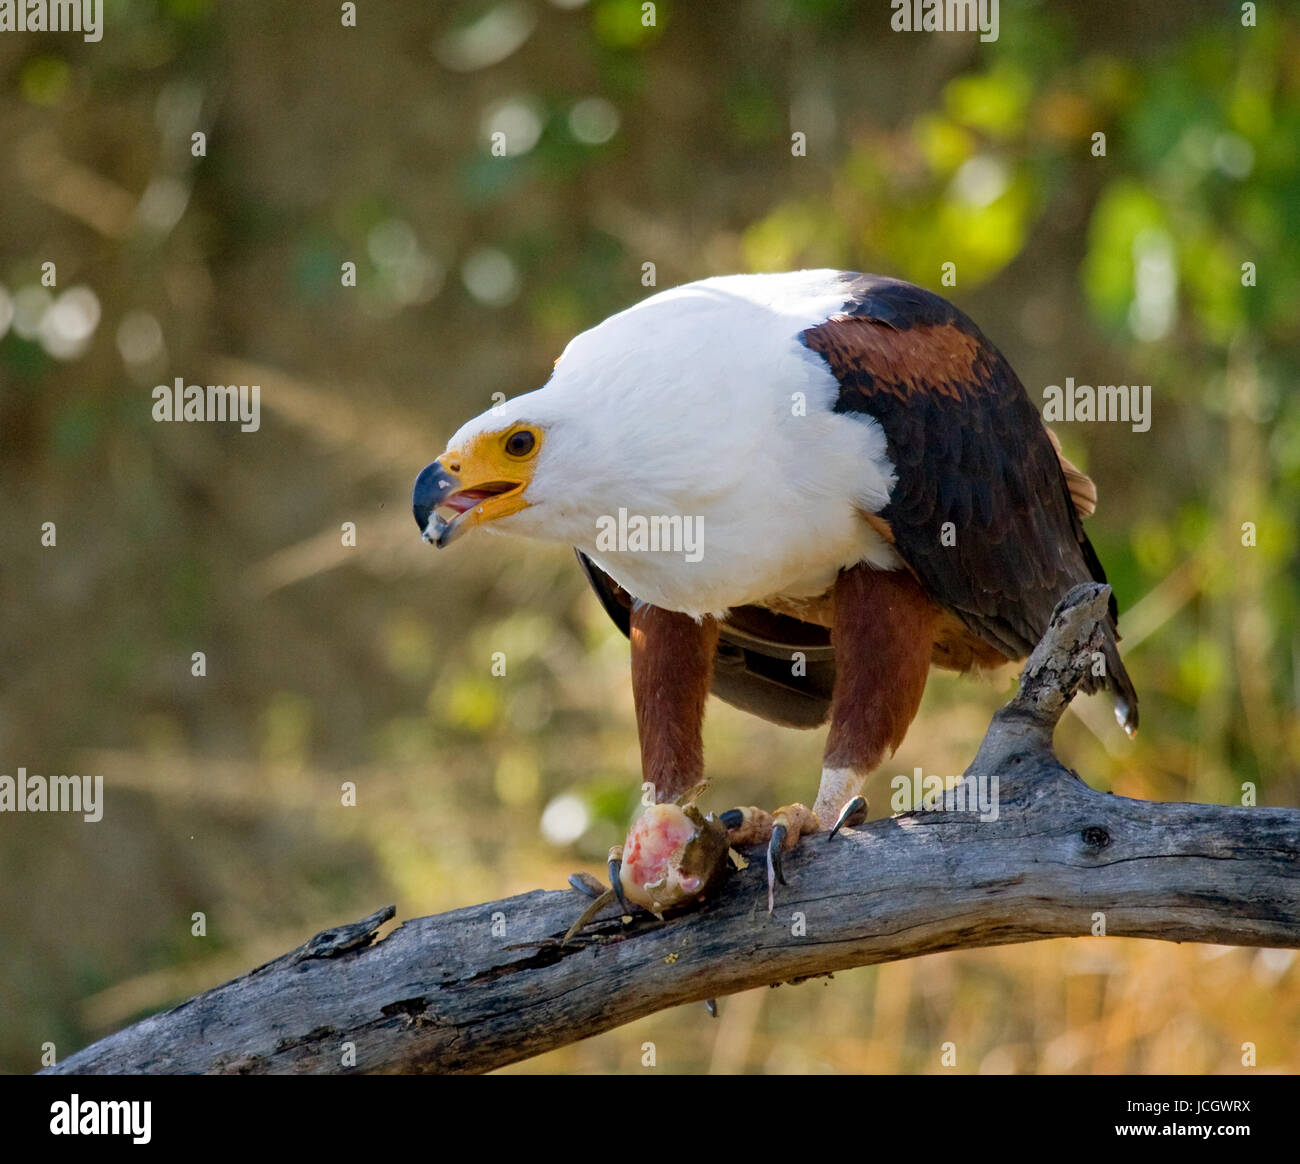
[412,458,462,547]
[412,455,526,547]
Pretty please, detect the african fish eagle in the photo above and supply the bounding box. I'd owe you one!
[413,270,1138,913]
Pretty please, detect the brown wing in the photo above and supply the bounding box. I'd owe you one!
[1046,424,1097,517]
[801,274,1137,733]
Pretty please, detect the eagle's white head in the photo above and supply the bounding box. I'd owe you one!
[413,271,897,616]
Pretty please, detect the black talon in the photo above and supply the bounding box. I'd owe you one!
[768,825,788,884]
[766,823,787,914]
[764,821,785,889]
[569,871,606,898]
[705,998,718,1018]
[719,808,744,830]
[828,795,868,841]
[609,854,631,914]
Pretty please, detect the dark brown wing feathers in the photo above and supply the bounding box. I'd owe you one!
[801,274,1137,733]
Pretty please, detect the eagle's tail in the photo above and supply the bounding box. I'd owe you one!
[1074,526,1139,737]
[1087,621,1138,737]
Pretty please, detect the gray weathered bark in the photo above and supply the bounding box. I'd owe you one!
[45,584,1300,1074]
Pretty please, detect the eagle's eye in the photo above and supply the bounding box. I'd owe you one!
[504,429,537,458]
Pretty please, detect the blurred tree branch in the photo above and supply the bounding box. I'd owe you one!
[43,586,1300,1075]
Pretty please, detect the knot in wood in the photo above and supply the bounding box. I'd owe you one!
[1081,825,1110,850]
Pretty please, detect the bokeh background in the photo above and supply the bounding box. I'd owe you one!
[2,0,1298,1074]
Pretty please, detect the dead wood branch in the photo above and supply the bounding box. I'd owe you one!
[45,584,1300,1074]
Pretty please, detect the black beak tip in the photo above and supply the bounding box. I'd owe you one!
[412,461,444,535]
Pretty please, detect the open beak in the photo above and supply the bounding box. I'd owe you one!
[412,456,524,547]
[412,458,461,546]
